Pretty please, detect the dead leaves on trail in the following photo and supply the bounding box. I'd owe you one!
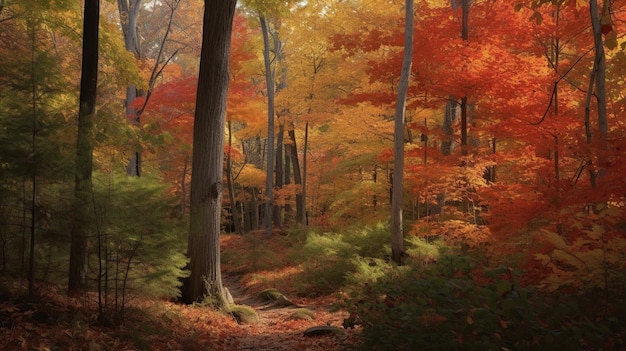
[1,232,359,350]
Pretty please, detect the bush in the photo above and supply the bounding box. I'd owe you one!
[295,223,441,296]
[345,252,622,351]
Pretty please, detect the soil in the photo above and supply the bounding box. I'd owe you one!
[221,275,360,350]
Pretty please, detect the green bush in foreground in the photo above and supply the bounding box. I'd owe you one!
[296,223,441,295]
[345,253,623,351]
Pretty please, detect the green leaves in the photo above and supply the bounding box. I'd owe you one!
[346,251,621,350]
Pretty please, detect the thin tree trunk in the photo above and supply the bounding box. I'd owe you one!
[118,0,142,176]
[287,124,304,225]
[28,24,38,298]
[69,0,100,296]
[273,123,284,227]
[391,0,413,266]
[284,140,292,220]
[460,96,468,155]
[260,16,275,236]
[590,0,608,136]
[587,0,608,189]
[441,98,456,156]
[301,121,308,225]
[227,120,242,234]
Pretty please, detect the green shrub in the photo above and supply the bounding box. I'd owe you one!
[345,253,620,351]
[295,224,443,295]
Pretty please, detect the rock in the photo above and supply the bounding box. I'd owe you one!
[258,288,283,301]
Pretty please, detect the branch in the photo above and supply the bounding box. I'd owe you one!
[530,47,593,125]
[137,0,180,116]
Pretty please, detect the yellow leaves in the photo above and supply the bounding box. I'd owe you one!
[533,206,626,292]
[237,165,266,189]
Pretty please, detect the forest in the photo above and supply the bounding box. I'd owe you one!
[1,0,625,350]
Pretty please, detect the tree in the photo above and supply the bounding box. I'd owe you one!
[180,0,237,305]
[68,0,100,296]
[259,16,276,235]
[390,0,413,266]
[117,0,143,176]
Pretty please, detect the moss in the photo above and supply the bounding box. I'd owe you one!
[258,288,284,301]
[287,308,315,321]
[230,304,259,324]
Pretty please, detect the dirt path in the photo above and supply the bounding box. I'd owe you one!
[221,275,358,351]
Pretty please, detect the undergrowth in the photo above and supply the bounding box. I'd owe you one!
[220,223,626,350]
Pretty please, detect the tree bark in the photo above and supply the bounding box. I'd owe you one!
[288,124,305,225]
[227,120,242,234]
[69,0,100,296]
[301,121,308,225]
[118,0,143,176]
[589,0,607,136]
[587,0,608,189]
[273,123,284,227]
[260,16,275,236]
[391,0,413,266]
[180,0,236,305]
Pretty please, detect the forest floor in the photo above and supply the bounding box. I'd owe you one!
[0,232,361,350]
[219,274,359,350]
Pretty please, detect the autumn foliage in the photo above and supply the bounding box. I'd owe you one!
[1,0,626,349]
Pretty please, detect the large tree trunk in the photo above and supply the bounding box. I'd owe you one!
[391,0,413,266]
[69,0,100,296]
[260,16,275,236]
[180,0,236,305]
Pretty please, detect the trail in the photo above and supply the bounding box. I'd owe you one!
[221,275,357,351]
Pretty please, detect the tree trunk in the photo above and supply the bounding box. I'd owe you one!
[28,24,38,299]
[587,0,608,189]
[589,0,608,136]
[180,0,236,305]
[391,0,413,266]
[460,96,468,155]
[287,124,304,225]
[227,120,242,234]
[441,98,457,156]
[260,16,275,236]
[284,138,292,221]
[273,123,284,227]
[301,121,308,225]
[118,0,143,176]
[69,0,100,296]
